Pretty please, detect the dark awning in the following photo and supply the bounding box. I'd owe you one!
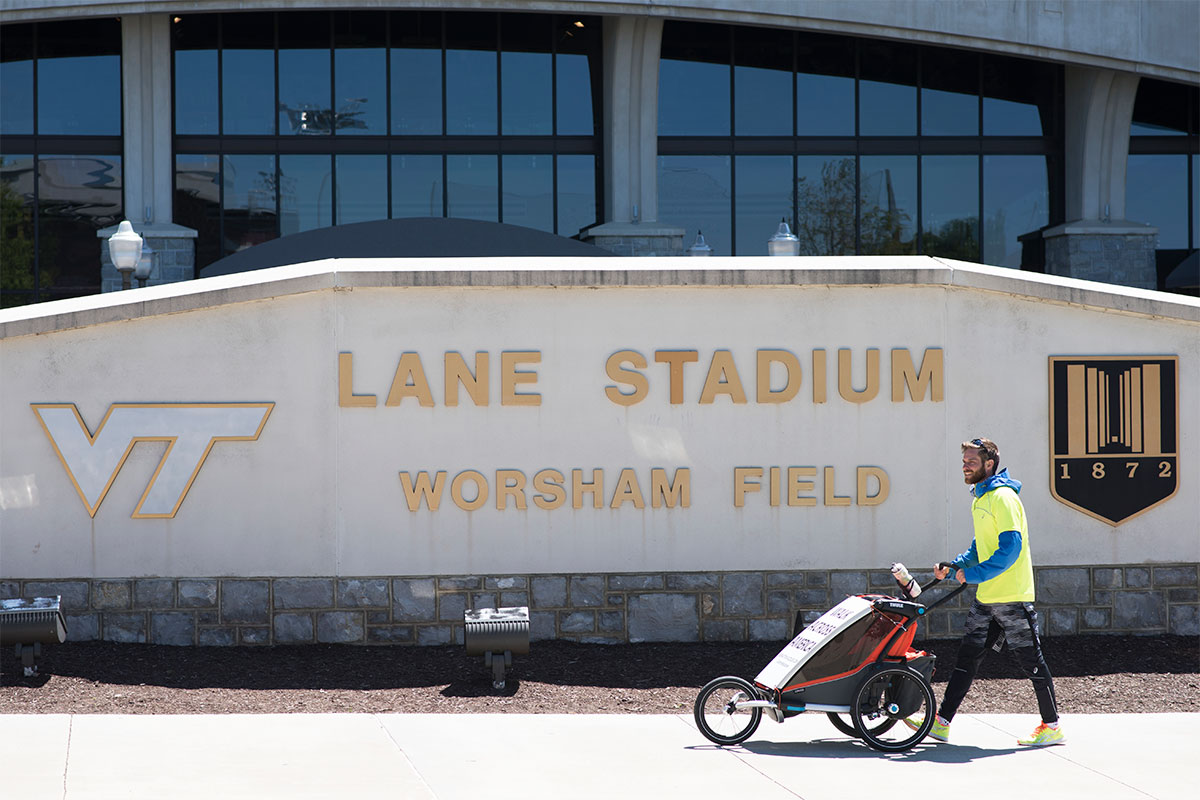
[200,217,612,277]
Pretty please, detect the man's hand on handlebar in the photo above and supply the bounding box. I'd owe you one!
[934,563,967,584]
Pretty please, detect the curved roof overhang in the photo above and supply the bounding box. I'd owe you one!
[4,0,1198,85]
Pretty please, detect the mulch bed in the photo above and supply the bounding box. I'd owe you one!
[2,635,1196,715]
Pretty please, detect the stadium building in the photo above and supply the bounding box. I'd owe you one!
[1,0,1197,303]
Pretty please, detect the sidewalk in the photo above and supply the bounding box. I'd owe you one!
[4,712,1189,799]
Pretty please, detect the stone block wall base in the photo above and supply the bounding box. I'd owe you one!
[3,564,1195,647]
[1042,221,1158,289]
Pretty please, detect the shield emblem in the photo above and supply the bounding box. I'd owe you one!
[1048,356,1179,525]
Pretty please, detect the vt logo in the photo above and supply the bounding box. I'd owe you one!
[1048,356,1179,525]
[32,403,274,519]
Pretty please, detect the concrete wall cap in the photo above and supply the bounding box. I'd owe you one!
[2,256,1197,339]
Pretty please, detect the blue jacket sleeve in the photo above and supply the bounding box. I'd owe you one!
[961,531,1022,584]
[950,541,980,571]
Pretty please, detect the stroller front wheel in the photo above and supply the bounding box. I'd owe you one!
[694,676,763,746]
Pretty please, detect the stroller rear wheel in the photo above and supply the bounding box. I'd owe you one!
[694,676,763,746]
[851,666,935,752]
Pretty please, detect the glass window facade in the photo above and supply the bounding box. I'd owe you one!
[795,155,856,255]
[1127,154,1188,249]
[659,156,732,255]
[658,22,1062,260]
[390,12,442,135]
[556,155,598,237]
[659,21,731,137]
[334,12,387,137]
[280,155,332,236]
[734,155,793,255]
[171,11,602,269]
[734,27,793,137]
[982,54,1055,137]
[6,13,1189,307]
[392,155,443,218]
[982,155,1050,268]
[1,24,35,136]
[860,156,916,255]
[795,34,855,137]
[1127,78,1199,295]
[502,155,554,232]
[922,48,979,137]
[0,21,123,306]
[922,155,979,259]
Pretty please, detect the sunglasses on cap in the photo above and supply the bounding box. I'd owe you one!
[967,437,996,458]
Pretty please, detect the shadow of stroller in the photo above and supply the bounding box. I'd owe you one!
[737,737,1028,763]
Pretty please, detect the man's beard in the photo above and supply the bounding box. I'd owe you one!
[964,465,988,484]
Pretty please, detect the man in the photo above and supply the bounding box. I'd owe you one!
[910,437,1064,746]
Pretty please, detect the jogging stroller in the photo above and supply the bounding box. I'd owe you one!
[694,563,965,753]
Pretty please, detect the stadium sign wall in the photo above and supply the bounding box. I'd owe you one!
[1,259,1195,583]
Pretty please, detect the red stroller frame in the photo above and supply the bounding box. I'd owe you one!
[694,564,966,753]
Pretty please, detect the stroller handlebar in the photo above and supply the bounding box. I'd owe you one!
[922,562,959,588]
[917,562,969,610]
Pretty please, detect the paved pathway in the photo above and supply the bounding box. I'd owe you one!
[3,713,1188,799]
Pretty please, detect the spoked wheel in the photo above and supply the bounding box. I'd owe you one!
[851,667,935,752]
[693,676,763,746]
[827,711,897,738]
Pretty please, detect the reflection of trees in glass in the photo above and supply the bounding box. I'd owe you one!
[1,171,37,299]
[36,156,121,295]
[794,157,914,255]
[860,205,914,255]
[174,158,221,270]
[923,217,979,261]
[794,158,855,255]
[1,156,57,305]
[859,164,914,255]
[242,169,278,216]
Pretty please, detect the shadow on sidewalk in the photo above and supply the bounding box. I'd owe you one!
[716,738,1030,763]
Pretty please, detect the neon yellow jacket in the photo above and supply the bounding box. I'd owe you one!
[952,469,1035,603]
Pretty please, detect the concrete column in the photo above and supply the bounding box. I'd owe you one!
[1043,66,1157,289]
[1064,66,1140,223]
[122,14,175,227]
[100,15,196,291]
[581,16,684,256]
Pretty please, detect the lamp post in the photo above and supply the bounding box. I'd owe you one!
[134,242,154,288]
[687,230,712,256]
[767,217,800,257]
[107,220,144,290]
